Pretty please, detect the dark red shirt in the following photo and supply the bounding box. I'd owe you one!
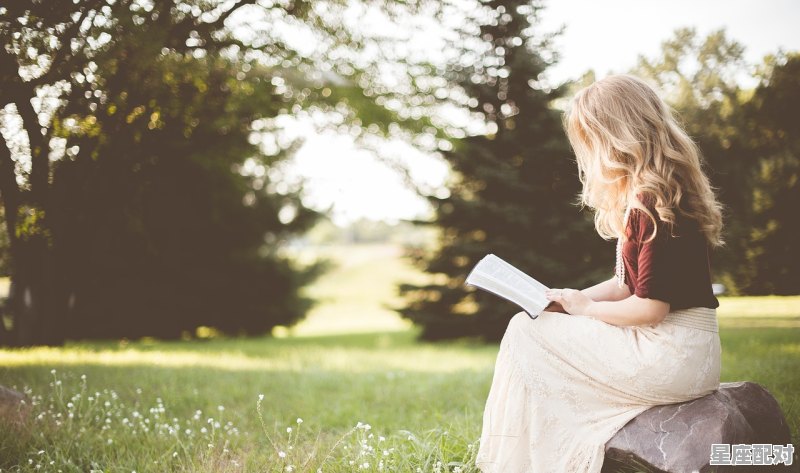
[621,193,719,310]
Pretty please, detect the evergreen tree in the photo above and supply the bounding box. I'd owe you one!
[397,1,611,342]
[739,53,800,294]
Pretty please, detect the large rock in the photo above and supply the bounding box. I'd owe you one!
[0,384,30,426]
[604,381,794,473]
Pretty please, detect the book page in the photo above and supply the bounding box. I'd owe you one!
[465,254,550,317]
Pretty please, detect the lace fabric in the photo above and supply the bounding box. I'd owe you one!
[475,308,722,473]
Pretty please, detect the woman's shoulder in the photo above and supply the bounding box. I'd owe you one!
[629,192,658,227]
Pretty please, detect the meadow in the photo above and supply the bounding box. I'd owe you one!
[0,244,798,472]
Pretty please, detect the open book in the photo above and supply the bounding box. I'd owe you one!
[464,254,550,320]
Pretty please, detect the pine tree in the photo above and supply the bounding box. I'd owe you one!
[397,1,611,341]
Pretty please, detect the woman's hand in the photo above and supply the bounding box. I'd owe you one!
[544,300,567,314]
[544,288,594,316]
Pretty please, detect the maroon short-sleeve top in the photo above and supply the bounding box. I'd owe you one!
[621,193,719,310]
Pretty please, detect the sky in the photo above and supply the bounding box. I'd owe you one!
[280,0,800,226]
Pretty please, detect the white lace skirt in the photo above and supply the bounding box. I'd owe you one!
[475,307,721,473]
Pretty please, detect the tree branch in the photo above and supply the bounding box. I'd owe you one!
[167,0,258,51]
[14,88,49,207]
[0,136,21,248]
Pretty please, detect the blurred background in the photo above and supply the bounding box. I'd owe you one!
[0,0,797,346]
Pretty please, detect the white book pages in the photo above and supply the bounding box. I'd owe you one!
[464,254,550,319]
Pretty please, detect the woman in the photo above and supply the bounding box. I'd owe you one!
[475,74,725,473]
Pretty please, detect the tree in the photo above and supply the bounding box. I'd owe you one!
[0,1,327,344]
[0,0,438,345]
[738,53,800,294]
[47,51,329,339]
[396,0,610,342]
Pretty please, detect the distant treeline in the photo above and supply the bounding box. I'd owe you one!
[296,217,438,247]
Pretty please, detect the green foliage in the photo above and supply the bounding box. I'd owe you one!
[397,1,611,341]
[1,0,439,343]
[737,54,800,294]
[42,42,323,338]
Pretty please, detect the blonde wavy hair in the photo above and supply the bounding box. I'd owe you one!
[563,74,724,247]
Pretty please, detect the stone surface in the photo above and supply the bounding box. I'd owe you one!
[0,384,30,426]
[604,381,794,473]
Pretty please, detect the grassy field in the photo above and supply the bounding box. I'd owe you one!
[0,244,798,472]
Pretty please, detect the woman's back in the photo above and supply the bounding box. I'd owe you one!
[622,192,719,310]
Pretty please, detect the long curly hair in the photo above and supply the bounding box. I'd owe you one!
[563,74,724,247]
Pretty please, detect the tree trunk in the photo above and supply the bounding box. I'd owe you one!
[2,236,67,347]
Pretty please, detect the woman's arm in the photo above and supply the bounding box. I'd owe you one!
[544,276,631,313]
[580,276,632,302]
[584,295,669,326]
[544,288,670,327]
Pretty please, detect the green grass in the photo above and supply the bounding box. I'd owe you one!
[0,330,496,472]
[0,245,798,471]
